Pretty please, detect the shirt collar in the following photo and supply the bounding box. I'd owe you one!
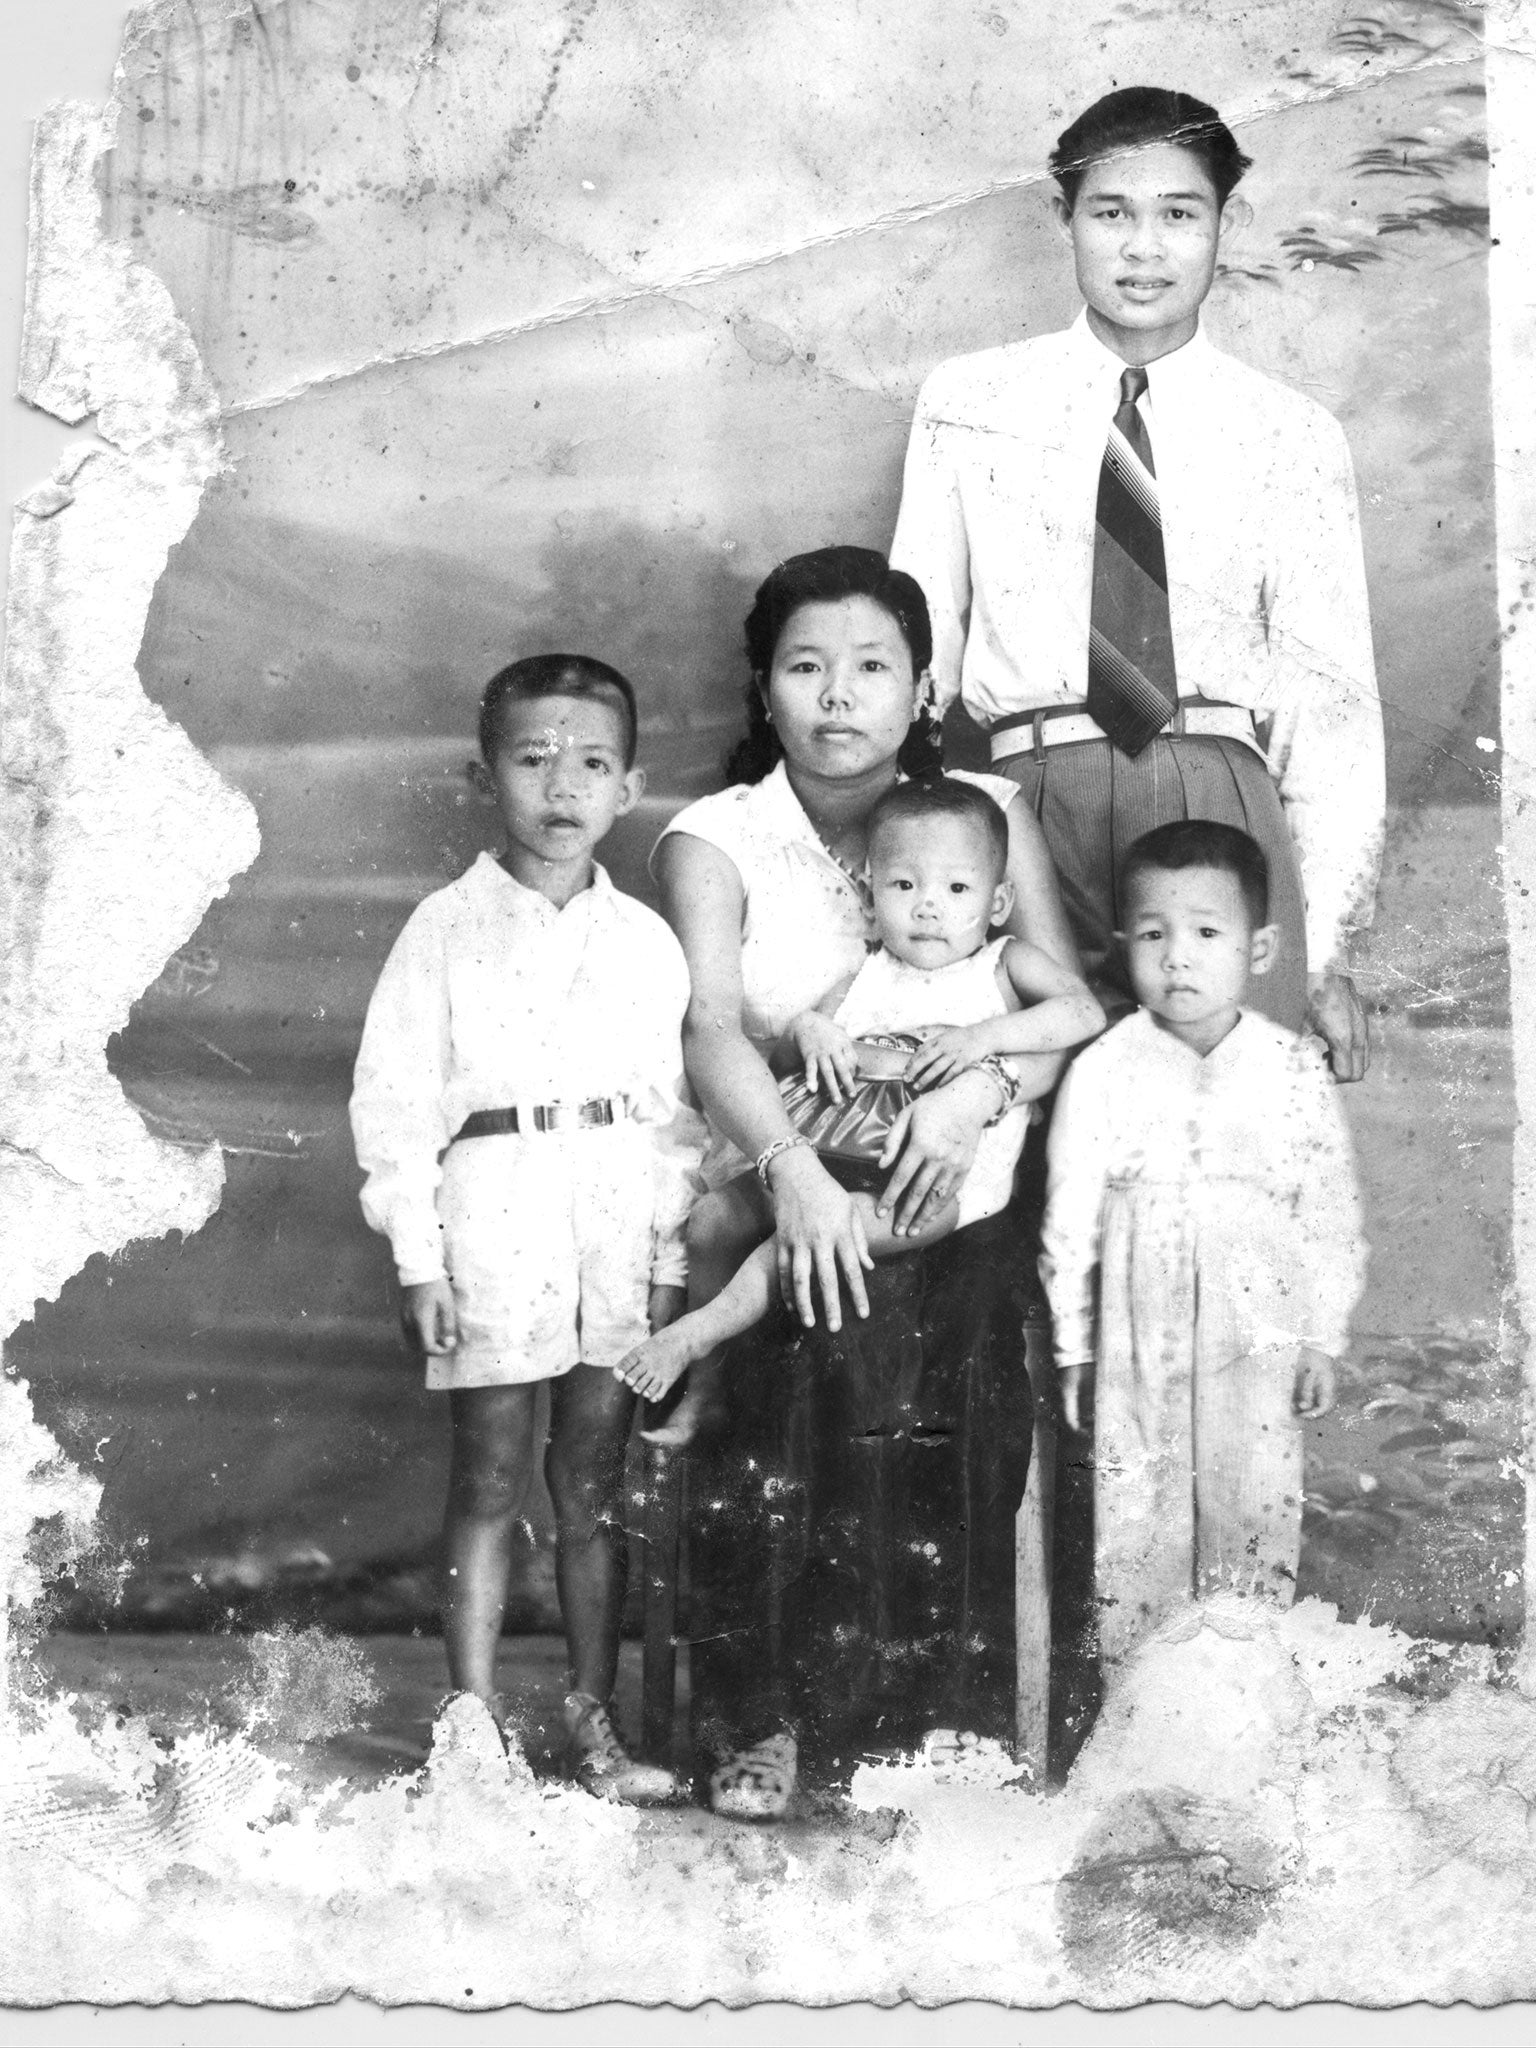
[472,847,614,915]
[1136,1003,1259,1067]
[1068,309,1211,404]
[756,760,824,852]
[759,758,869,869]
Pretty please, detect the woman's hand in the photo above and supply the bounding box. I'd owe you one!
[788,1011,860,1102]
[766,1144,873,1331]
[875,1067,996,1235]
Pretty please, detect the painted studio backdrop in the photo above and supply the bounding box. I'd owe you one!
[12,0,1506,1669]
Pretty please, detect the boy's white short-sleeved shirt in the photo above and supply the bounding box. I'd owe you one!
[349,852,703,1386]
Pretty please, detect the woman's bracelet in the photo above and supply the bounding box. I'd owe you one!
[970,1054,1024,1128]
[755,1133,812,1187]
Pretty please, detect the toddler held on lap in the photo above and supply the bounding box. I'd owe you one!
[620,777,1102,1422]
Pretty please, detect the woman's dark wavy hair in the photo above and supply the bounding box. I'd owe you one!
[724,545,944,786]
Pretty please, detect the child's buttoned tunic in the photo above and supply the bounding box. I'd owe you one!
[1041,1008,1366,1668]
[350,853,702,1388]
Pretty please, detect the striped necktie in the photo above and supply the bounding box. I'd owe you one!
[1086,365,1178,756]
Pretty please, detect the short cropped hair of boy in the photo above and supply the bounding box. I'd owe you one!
[349,654,701,1803]
[892,85,1384,1084]
[1039,819,1366,1673]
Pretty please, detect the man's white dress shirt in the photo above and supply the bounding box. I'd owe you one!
[350,852,701,1291]
[890,315,1385,970]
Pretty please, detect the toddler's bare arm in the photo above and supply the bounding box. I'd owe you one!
[906,944,1103,1090]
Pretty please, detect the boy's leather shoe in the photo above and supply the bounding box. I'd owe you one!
[563,1692,683,1805]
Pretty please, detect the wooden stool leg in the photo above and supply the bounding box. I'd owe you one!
[1015,1319,1057,1771]
[641,1442,683,1760]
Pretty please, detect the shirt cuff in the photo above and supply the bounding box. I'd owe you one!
[397,1256,449,1288]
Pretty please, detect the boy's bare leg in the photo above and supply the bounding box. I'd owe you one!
[546,1363,638,1704]
[442,1383,539,1704]
[636,1176,772,1448]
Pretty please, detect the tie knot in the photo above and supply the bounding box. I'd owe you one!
[1119,365,1148,407]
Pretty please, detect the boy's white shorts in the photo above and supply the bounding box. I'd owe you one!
[429,1124,656,1390]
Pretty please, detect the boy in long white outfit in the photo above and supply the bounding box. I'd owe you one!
[350,655,701,1801]
[1040,820,1366,1674]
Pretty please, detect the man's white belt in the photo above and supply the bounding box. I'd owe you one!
[989,700,1266,766]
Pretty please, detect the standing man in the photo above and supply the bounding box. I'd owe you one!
[891,87,1383,1076]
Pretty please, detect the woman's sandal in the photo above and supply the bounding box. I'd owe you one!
[708,1729,799,1822]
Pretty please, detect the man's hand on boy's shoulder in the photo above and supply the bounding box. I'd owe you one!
[648,1284,687,1334]
[401,1278,458,1355]
[1306,971,1370,1083]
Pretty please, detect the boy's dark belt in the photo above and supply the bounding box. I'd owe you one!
[989,699,1261,765]
[453,1096,628,1142]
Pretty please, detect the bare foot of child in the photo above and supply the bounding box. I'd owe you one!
[614,1318,705,1407]
[633,1347,727,1449]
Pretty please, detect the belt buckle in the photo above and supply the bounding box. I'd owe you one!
[532,1103,559,1133]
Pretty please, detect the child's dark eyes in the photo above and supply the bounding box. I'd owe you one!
[948,882,970,894]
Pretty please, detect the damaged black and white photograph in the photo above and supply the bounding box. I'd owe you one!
[2,0,1531,2015]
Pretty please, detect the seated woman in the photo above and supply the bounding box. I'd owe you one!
[617,776,1100,1404]
[650,545,1086,1819]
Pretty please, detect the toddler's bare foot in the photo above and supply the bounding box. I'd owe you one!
[615,1319,706,1406]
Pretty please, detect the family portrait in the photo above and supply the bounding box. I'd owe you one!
[2,0,1525,2015]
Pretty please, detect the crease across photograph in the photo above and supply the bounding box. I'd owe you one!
[4,0,1534,2010]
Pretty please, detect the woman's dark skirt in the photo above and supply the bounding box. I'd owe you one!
[686,1196,1041,1770]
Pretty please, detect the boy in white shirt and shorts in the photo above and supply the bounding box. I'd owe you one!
[350,654,701,1803]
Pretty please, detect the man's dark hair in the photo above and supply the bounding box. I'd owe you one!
[868,776,1009,885]
[1120,818,1270,927]
[1050,87,1253,211]
[478,653,639,768]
